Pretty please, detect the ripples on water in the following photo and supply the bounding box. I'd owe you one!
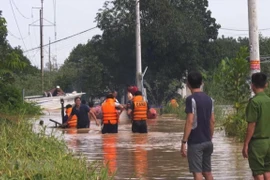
[38,111,252,180]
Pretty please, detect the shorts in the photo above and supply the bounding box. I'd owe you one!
[132,120,147,133]
[102,124,118,134]
[187,141,213,173]
[248,138,270,176]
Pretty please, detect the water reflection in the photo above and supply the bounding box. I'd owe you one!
[133,135,148,179]
[103,135,117,175]
[38,111,252,180]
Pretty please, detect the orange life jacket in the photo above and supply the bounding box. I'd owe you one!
[170,99,178,108]
[66,108,77,128]
[102,98,118,124]
[133,95,148,121]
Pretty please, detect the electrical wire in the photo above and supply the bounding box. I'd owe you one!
[24,26,98,53]
[10,0,28,51]
[8,30,29,40]
[220,27,270,32]
[11,0,30,19]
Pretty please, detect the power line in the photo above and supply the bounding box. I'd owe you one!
[24,26,98,53]
[11,0,30,19]
[220,27,270,32]
[8,30,29,40]
[10,0,27,51]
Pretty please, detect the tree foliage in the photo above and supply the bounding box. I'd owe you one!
[0,11,41,114]
[210,47,250,110]
[77,0,220,104]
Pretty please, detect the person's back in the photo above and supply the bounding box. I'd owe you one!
[186,92,213,144]
[128,91,149,133]
[101,94,119,134]
[248,94,270,138]
[181,71,214,180]
[242,72,270,179]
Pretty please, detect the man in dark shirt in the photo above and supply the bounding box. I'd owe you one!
[65,97,91,129]
[181,71,215,180]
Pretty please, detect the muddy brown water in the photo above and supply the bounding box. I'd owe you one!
[37,110,252,180]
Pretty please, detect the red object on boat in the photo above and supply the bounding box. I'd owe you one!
[148,108,157,119]
[127,86,138,95]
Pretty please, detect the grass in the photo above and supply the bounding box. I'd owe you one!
[0,118,111,179]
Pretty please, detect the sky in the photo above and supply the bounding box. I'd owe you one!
[1,0,270,68]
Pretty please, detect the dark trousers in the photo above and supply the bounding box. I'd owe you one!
[132,120,147,133]
[102,124,118,134]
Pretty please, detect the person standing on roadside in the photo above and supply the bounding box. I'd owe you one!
[181,71,215,180]
[242,72,270,180]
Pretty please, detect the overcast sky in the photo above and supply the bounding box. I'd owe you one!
[1,0,270,68]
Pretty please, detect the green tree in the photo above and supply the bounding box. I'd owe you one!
[0,11,27,85]
[214,47,250,110]
[95,0,220,105]
[54,42,106,98]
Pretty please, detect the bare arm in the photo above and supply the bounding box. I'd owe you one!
[210,113,215,139]
[242,122,256,158]
[89,110,99,126]
[182,113,194,141]
[244,122,256,146]
[181,113,194,157]
[127,109,132,116]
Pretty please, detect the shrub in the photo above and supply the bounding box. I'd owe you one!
[223,109,247,142]
[0,84,42,116]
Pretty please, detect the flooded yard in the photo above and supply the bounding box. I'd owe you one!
[39,111,252,180]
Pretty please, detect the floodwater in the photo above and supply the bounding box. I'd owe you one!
[38,110,252,180]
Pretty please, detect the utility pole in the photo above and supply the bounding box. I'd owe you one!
[49,38,51,72]
[40,0,44,92]
[48,38,51,86]
[248,0,260,96]
[53,0,58,69]
[248,0,260,74]
[135,0,142,91]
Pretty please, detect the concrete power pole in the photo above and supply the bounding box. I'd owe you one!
[135,0,142,91]
[248,0,260,75]
[40,0,44,92]
[48,38,51,85]
[49,38,51,72]
[248,0,260,97]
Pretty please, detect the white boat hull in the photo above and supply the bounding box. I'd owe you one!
[25,92,85,110]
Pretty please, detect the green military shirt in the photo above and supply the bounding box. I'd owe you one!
[246,92,270,138]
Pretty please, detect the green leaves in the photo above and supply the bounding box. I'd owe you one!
[214,47,250,110]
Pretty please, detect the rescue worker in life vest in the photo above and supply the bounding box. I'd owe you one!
[128,91,150,133]
[63,104,77,128]
[101,93,123,134]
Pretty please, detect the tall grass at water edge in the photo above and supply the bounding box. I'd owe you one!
[0,118,111,179]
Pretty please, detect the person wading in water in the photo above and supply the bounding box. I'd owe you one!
[64,97,99,128]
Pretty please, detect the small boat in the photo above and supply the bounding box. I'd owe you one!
[25,91,85,110]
